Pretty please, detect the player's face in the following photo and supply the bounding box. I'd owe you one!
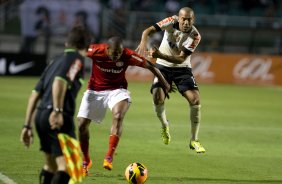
[178,10,194,33]
[107,45,123,62]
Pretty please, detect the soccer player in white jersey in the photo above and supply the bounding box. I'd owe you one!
[136,7,205,153]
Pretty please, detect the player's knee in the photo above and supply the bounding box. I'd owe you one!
[78,118,90,133]
[152,89,165,105]
[187,95,200,106]
[191,98,200,106]
[153,94,165,105]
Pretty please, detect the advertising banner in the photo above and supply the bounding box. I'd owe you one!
[126,53,282,86]
[0,53,47,76]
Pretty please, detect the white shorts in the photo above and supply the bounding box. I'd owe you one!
[77,89,131,123]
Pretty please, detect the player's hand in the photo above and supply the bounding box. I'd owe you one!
[163,83,177,99]
[170,83,177,93]
[49,111,64,130]
[20,127,33,148]
[149,46,162,59]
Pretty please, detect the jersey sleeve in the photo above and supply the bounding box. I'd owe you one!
[154,15,177,32]
[87,44,96,58]
[182,30,201,54]
[34,77,44,93]
[125,48,147,67]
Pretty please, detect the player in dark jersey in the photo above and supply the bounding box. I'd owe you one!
[77,36,171,174]
[136,7,206,153]
[20,26,92,184]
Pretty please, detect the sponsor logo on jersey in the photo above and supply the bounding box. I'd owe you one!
[116,61,123,67]
[96,65,123,73]
[157,16,174,27]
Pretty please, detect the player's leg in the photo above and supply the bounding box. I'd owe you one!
[78,117,93,176]
[77,90,106,175]
[40,153,56,184]
[35,110,56,184]
[174,68,205,153]
[152,86,171,145]
[104,99,130,170]
[103,89,131,170]
[51,156,70,184]
[183,89,205,153]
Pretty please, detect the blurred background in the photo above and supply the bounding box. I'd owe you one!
[1,0,282,85]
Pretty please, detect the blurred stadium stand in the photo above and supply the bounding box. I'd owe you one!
[0,0,281,61]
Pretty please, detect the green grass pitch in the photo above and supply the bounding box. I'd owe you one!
[0,76,282,184]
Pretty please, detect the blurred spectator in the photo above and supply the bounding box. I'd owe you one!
[34,6,51,55]
[72,10,97,43]
[20,6,51,55]
[165,0,180,15]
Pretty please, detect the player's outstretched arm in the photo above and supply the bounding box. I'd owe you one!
[145,60,172,98]
[136,26,157,58]
[150,46,191,64]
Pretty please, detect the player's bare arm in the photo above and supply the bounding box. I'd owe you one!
[21,91,41,147]
[49,77,67,130]
[150,46,190,64]
[136,26,157,57]
[145,60,171,95]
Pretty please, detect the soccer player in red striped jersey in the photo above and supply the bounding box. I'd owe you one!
[136,7,206,153]
[77,36,171,174]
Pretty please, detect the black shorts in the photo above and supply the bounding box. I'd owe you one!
[151,64,199,95]
[35,109,76,157]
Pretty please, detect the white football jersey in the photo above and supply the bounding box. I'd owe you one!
[154,15,201,68]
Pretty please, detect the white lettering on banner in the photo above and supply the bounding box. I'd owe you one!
[191,55,214,79]
[233,58,273,81]
[0,58,6,74]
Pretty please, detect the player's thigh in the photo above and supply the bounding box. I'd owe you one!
[55,155,67,171]
[111,99,130,119]
[43,152,57,172]
[77,90,108,123]
[108,89,131,111]
[173,69,199,94]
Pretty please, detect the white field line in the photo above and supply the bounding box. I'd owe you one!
[0,172,17,184]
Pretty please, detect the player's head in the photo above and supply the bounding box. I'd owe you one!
[178,7,195,33]
[107,36,123,62]
[66,26,92,50]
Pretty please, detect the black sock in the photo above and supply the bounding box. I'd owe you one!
[39,169,54,184]
[51,171,70,184]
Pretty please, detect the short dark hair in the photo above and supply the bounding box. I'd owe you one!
[107,36,123,49]
[66,26,92,50]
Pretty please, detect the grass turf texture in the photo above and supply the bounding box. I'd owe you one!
[0,76,282,184]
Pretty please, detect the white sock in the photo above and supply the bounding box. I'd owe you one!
[154,103,169,128]
[190,105,201,141]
